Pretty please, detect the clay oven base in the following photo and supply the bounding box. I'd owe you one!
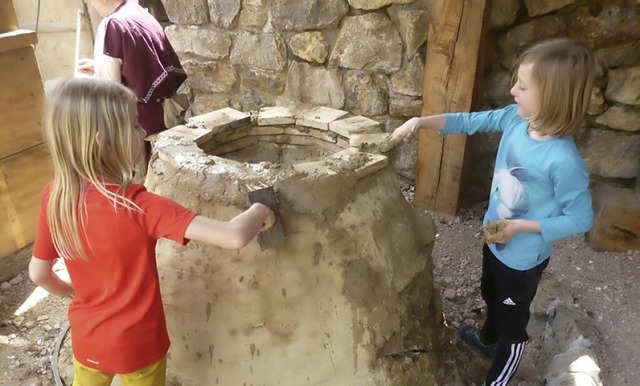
[146,106,444,385]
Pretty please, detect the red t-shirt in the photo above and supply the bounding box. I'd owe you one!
[33,182,197,374]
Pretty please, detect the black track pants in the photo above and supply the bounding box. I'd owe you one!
[479,244,548,385]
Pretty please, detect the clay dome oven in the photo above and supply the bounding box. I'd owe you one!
[146,105,443,385]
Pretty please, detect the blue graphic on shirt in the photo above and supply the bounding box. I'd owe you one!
[488,147,534,250]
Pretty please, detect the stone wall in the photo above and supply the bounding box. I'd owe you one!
[161,0,639,204]
[161,0,427,138]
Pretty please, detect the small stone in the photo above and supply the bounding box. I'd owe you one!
[443,289,456,300]
[463,318,476,327]
[9,274,23,285]
[13,317,25,328]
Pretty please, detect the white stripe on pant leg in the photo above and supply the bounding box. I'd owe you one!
[490,342,526,386]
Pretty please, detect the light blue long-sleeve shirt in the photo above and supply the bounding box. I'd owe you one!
[442,104,593,270]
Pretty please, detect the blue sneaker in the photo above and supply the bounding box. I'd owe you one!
[458,325,497,360]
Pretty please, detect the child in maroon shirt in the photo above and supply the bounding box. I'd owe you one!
[78,0,186,136]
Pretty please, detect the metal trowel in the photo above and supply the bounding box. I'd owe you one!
[247,186,286,250]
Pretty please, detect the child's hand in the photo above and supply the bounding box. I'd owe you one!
[390,117,421,143]
[253,203,276,232]
[484,219,526,244]
[380,117,421,152]
[77,58,95,76]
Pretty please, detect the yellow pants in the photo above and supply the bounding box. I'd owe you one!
[72,356,166,386]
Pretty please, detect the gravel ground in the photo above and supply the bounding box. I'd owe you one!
[430,198,640,386]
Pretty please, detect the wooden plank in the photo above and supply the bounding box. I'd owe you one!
[0,30,38,53]
[587,185,640,252]
[0,45,44,159]
[247,187,286,250]
[0,144,53,260]
[414,0,489,214]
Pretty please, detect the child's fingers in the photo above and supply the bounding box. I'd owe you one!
[380,131,407,152]
[380,134,397,153]
[260,212,276,231]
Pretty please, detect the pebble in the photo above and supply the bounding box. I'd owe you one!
[464,299,473,309]
[443,289,456,300]
[463,318,476,327]
[9,274,23,285]
[13,317,25,328]
[1,282,12,291]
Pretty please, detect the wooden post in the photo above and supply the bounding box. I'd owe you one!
[413,0,489,214]
[0,3,50,282]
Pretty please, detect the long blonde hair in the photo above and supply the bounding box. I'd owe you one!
[44,77,142,260]
[512,38,595,137]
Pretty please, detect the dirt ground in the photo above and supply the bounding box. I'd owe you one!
[432,199,640,386]
[1,195,639,385]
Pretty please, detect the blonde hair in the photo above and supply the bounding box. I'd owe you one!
[512,38,595,137]
[44,77,142,260]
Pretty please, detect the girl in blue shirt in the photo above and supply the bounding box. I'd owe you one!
[389,38,595,385]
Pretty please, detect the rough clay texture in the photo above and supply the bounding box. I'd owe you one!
[483,219,507,244]
[145,132,445,385]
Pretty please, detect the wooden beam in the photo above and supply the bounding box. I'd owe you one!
[0,8,47,269]
[0,45,44,159]
[0,144,53,259]
[414,0,489,214]
[0,30,38,54]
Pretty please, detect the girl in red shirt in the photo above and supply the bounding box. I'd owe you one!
[29,77,275,386]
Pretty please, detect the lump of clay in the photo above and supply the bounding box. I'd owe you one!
[483,220,507,244]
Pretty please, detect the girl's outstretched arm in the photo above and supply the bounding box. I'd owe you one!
[388,115,447,144]
[184,203,276,249]
[28,257,74,297]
